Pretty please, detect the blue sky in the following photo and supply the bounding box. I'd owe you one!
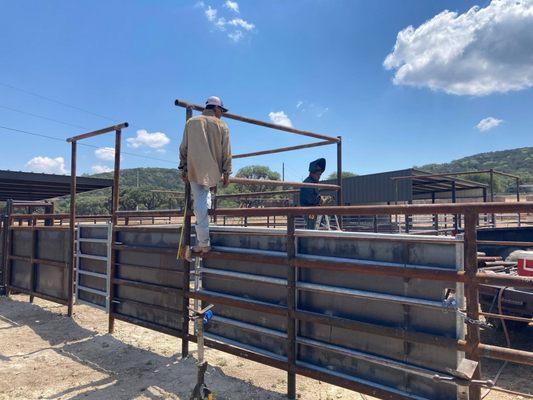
[1,0,532,182]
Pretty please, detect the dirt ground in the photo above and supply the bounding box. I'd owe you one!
[0,295,531,400]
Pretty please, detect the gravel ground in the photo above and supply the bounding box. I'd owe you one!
[0,295,531,400]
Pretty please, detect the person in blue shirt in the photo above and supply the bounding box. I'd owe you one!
[299,158,326,229]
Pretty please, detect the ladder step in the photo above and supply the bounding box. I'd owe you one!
[79,238,108,244]
[78,270,106,279]
[77,253,107,261]
[77,285,107,296]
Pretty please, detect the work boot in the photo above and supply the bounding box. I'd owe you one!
[192,244,211,254]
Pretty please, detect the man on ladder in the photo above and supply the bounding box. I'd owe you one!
[179,96,232,255]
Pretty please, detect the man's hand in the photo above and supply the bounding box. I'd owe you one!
[181,169,188,183]
[222,172,230,187]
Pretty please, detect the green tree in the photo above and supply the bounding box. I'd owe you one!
[327,171,357,180]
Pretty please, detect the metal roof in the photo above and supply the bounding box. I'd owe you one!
[0,170,113,201]
[324,168,487,205]
[408,169,488,195]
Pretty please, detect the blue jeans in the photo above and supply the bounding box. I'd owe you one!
[190,182,212,246]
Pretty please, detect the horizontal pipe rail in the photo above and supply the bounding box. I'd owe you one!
[215,189,300,199]
[478,344,533,366]
[233,139,335,159]
[209,201,533,217]
[174,99,339,142]
[67,123,128,142]
[229,177,340,190]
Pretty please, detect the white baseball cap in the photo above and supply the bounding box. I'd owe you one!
[205,96,228,113]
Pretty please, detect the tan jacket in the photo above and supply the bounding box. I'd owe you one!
[179,109,232,187]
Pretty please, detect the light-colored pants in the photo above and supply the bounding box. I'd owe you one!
[190,182,212,246]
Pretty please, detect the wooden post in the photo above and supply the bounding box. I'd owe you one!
[286,215,296,399]
[464,211,481,400]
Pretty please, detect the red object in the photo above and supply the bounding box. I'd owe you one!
[517,251,533,277]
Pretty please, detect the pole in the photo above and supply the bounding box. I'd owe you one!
[108,129,122,333]
[182,106,193,358]
[68,141,77,317]
[489,169,495,227]
[464,211,481,400]
[282,162,285,181]
[451,180,458,234]
[286,215,296,399]
[516,177,521,227]
[336,136,343,229]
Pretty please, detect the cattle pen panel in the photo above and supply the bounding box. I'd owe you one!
[6,225,69,304]
[110,225,187,337]
[200,226,465,399]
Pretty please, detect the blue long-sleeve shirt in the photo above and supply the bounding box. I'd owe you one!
[299,175,320,206]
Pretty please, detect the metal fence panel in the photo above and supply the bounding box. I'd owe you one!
[203,228,464,400]
[112,226,186,335]
[8,227,69,302]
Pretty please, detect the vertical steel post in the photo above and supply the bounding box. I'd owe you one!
[182,106,193,358]
[29,224,37,303]
[3,200,13,296]
[489,169,495,227]
[516,177,521,227]
[464,211,481,400]
[108,129,122,333]
[336,137,343,229]
[452,180,458,234]
[286,215,296,399]
[68,141,77,317]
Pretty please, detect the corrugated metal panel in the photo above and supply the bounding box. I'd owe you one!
[325,169,413,205]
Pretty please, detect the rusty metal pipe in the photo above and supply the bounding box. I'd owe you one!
[233,139,335,159]
[174,99,339,142]
[66,122,129,142]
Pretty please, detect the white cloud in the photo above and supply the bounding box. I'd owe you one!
[224,0,239,13]
[228,18,254,31]
[91,165,113,174]
[316,107,329,118]
[26,156,66,175]
[476,117,503,132]
[228,30,244,42]
[296,101,304,110]
[384,0,533,96]
[268,111,293,127]
[94,147,116,161]
[197,1,255,42]
[126,129,170,149]
[205,5,217,22]
[215,17,226,30]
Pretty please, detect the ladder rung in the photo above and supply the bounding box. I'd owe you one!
[78,270,106,279]
[77,253,107,261]
[77,285,106,296]
[79,238,108,244]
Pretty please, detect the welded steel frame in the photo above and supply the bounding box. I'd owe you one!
[174,99,344,206]
[113,201,533,400]
[66,122,128,317]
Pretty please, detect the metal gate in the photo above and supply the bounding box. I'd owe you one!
[75,223,112,312]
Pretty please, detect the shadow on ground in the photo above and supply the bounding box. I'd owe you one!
[0,296,285,400]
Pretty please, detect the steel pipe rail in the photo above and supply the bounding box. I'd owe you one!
[233,139,336,159]
[215,189,300,199]
[66,123,129,142]
[228,177,340,190]
[174,99,339,142]
[209,201,533,217]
